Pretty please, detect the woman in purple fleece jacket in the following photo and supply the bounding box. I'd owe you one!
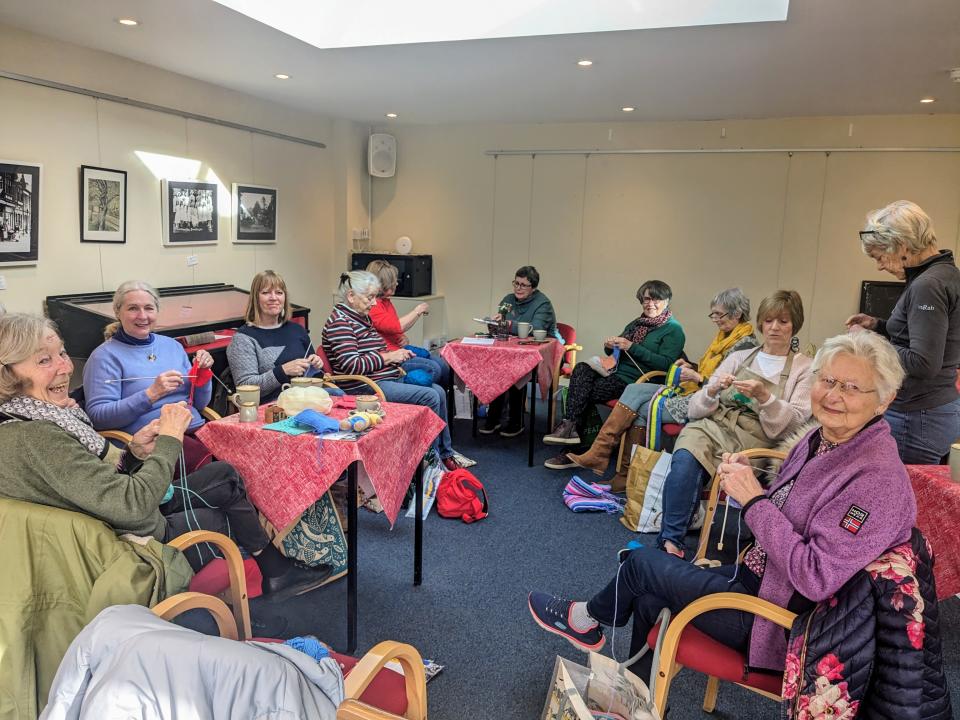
[528,331,916,680]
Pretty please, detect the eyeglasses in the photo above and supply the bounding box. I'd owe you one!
[512,281,533,289]
[813,372,877,397]
[859,230,883,243]
[640,296,662,304]
[707,312,729,321]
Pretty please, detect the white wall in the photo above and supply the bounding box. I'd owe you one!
[367,116,960,355]
[0,23,367,342]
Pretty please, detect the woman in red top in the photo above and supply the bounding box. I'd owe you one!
[366,260,452,389]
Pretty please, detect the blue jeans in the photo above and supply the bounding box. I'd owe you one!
[401,353,452,389]
[586,547,754,680]
[885,397,960,465]
[619,382,681,425]
[373,379,455,459]
[657,449,709,551]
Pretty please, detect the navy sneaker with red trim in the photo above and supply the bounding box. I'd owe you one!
[527,591,605,652]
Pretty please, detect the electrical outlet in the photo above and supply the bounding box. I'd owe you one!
[186,255,199,267]
[352,228,362,240]
[0,275,6,290]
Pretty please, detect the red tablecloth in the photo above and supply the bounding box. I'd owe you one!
[441,337,563,405]
[906,465,960,599]
[196,402,444,530]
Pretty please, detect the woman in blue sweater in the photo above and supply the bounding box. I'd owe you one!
[83,280,215,471]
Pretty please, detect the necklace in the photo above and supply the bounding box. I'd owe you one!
[147,352,157,362]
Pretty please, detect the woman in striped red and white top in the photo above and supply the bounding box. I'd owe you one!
[322,271,463,471]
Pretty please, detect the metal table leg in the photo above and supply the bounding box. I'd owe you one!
[528,373,536,467]
[414,460,424,586]
[472,392,479,438]
[346,461,358,653]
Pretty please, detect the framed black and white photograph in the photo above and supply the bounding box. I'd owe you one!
[80,165,126,244]
[0,161,40,266]
[232,183,277,243]
[161,179,219,245]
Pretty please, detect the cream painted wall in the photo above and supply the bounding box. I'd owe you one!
[0,24,369,345]
[368,116,960,356]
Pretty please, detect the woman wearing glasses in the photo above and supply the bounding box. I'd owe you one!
[564,288,757,480]
[543,280,684,466]
[846,200,960,465]
[529,332,918,687]
[480,266,557,437]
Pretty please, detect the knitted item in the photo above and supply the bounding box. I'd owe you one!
[403,368,434,386]
[283,635,330,661]
[404,345,431,359]
[563,476,624,513]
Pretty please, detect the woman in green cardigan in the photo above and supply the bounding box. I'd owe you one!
[544,280,684,469]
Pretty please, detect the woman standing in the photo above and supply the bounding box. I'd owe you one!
[227,270,325,404]
[847,200,960,464]
[543,280,684,469]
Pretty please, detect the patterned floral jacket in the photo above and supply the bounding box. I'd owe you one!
[781,528,952,720]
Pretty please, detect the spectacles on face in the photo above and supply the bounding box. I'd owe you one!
[640,296,662,305]
[859,230,883,244]
[814,371,877,397]
[707,312,729,321]
[512,281,533,289]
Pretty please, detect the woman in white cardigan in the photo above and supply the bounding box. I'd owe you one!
[658,291,813,558]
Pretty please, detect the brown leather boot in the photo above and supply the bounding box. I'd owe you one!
[569,402,639,476]
[609,426,645,493]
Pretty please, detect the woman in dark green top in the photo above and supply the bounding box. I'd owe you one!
[482,266,558,436]
[544,280,684,468]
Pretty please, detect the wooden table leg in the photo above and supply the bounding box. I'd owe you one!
[528,373,536,467]
[414,460,423,586]
[347,461,358,653]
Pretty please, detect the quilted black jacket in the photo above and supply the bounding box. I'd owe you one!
[780,528,952,719]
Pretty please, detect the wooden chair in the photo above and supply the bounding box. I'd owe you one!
[99,405,222,444]
[604,370,685,471]
[549,323,583,429]
[312,346,387,400]
[692,448,787,565]
[649,592,795,714]
[153,531,427,720]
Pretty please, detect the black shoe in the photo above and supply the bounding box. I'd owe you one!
[479,422,501,435]
[499,423,525,438]
[250,613,289,638]
[262,563,334,603]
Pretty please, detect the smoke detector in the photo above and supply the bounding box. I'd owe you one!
[951,68,960,83]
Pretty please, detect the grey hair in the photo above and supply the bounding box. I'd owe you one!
[710,287,751,323]
[0,313,61,403]
[811,331,905,403]
[104,280,161,339]
[335,271,381,305]
[861,200,937,256]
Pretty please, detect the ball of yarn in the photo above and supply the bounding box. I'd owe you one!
[404,368,434,387]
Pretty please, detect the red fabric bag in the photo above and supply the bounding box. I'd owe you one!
[436,469,488,523]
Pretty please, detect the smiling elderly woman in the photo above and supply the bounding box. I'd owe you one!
[0,313,331,599]
[528,331,915,682]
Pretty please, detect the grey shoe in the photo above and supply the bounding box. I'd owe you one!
[544,452,578,470]
[543,419,581,445]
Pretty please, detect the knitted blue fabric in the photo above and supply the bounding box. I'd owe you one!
[403,368,434,386]
[284,635,330,661]
[292,409,341,434]
[404,345,431,359]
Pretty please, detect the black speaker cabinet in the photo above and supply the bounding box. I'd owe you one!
[351,253,433,297]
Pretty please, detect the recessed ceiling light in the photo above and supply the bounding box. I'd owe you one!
[621,106,635,112]
[117,18,139,26]
[920,97,936,104]
[577,59,593,67]
[274,73,291,80]
[385,112,398,119]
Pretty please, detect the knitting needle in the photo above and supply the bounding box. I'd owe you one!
[104,375,197,384]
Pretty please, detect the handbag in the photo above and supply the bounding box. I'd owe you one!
[436,469,488,523]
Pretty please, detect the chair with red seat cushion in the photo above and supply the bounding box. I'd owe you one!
[550,323,584,429]
[647,591,796,714]
[189,555,263,600]
[311,346,386,400]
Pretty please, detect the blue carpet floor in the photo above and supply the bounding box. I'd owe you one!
[233,410,959,719]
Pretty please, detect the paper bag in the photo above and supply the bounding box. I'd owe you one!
[540,653,660,720]
[620,445,662,532]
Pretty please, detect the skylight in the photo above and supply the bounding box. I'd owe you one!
[211,0,789,49]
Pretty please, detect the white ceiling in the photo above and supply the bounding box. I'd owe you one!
[0,0,958,125]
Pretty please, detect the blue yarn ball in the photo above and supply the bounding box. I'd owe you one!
[404,368,434,386]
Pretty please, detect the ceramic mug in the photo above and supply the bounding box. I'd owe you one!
[230,384,260,409]
[237,401,258,423]
[950,443,960,483]
[532,329,548,342]
[355,394,382,413]
[517,321,532,339]
[280,377,313,392]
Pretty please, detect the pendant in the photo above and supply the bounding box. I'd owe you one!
[147,353,157,362]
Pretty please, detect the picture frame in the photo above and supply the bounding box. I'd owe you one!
[161,179,219,245]
[232,183,278,243]
[80,165,127,244]
[0,160,41,266]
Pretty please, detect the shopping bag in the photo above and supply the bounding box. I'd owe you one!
[540,652,660,720]
[620,446,662,532]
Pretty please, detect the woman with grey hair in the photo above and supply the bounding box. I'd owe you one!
[847,200,960,464]
[529,331,919,685]
[321,271,464,471]
[564,288,757,480]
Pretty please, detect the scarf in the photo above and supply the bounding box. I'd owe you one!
[682,321,756,395]
[113,326,154,346]
[627,309,673,345]
[0,395,108,458]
